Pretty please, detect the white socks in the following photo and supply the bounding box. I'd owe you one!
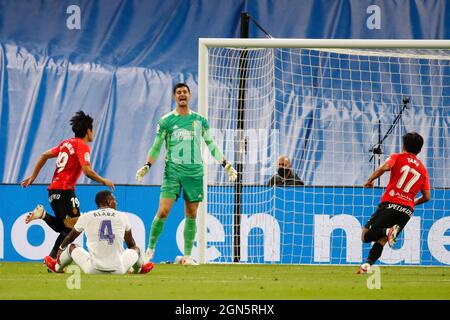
[56,247,73,272]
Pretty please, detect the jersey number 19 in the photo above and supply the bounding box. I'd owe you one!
[56,152,69,173]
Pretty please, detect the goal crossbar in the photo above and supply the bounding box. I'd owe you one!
[199,38,450,49]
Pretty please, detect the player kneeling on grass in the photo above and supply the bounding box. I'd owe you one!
[44,190,154,275]
[358,132,431,274]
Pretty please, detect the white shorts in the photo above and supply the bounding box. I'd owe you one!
[71,247,139,275]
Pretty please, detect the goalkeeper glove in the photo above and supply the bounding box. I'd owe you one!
[222,161,238,182]
[136,162,152,182]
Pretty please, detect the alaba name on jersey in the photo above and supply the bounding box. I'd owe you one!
[49,137,91,190]
[381,152,430,209]
[74,208,131,272]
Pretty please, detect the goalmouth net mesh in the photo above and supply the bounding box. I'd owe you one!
[198,40,450,266]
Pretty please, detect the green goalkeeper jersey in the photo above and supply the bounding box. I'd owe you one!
[147,110,224,177]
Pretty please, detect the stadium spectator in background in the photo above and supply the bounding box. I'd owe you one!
[44,190,154,275]
[267,155,304,186]
[135,83,237,265]
[357,132,431,274]
[21,111,115,260]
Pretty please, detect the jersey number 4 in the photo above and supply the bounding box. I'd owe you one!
[99,220,115,245]
[396,165,421,192]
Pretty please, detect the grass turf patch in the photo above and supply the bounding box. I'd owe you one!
[0,262,449,300]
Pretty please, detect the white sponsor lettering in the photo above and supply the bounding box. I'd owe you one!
[407,158,419,167]
[172,128,194,141]
[240,213,280,262]
[48,194,61,202]
[314,214,362,262]
[176,213,281,262]
[428,217,450,264]
[395,192,413,202]
[61,142,75,155]
[387,204,413,217]
[3,212,449,266]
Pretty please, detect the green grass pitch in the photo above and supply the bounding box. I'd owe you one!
[1,262,449,300]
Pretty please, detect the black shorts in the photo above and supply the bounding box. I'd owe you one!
[48,189,80,221]
[364,202,412,233]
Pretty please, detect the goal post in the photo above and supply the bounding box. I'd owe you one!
[197,38,450,266]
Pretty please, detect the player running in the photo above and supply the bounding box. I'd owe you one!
[135,83,237,265]
[357,132,431,274]
[21,111,114,259]
[44,190,154,274]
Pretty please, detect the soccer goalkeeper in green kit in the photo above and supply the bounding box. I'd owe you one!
[136,83,237,265]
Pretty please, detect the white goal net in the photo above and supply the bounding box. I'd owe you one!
[197,39,450,266]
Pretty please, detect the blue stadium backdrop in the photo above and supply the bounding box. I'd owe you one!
[0,0,449,264]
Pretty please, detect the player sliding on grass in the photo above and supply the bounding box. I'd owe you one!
[136,83,237,265]
[21,111,114,259]
[358,132,431,274]
[44,190,154,274]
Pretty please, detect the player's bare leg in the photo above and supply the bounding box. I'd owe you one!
[145,198,175,262]
[63,217,79,229]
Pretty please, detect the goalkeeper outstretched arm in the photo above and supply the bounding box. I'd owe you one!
[136,125,165,182]
[202,127,237,182]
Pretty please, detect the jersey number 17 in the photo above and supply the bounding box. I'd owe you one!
[396,165,421,193]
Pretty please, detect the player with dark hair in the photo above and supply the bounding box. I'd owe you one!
[44,190,154,275]
[21,110,115,259]
[357,132,431,274]
[136,82,237,265]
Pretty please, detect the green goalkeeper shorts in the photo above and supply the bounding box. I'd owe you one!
[160,171,204,202]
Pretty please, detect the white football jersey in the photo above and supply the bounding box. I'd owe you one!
[74,208,131,272]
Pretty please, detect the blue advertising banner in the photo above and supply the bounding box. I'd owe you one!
[1,185,448,265]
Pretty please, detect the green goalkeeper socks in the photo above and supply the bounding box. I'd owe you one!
[148,216,196,256]
[148,216,166,249]
[184,217,197,256]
